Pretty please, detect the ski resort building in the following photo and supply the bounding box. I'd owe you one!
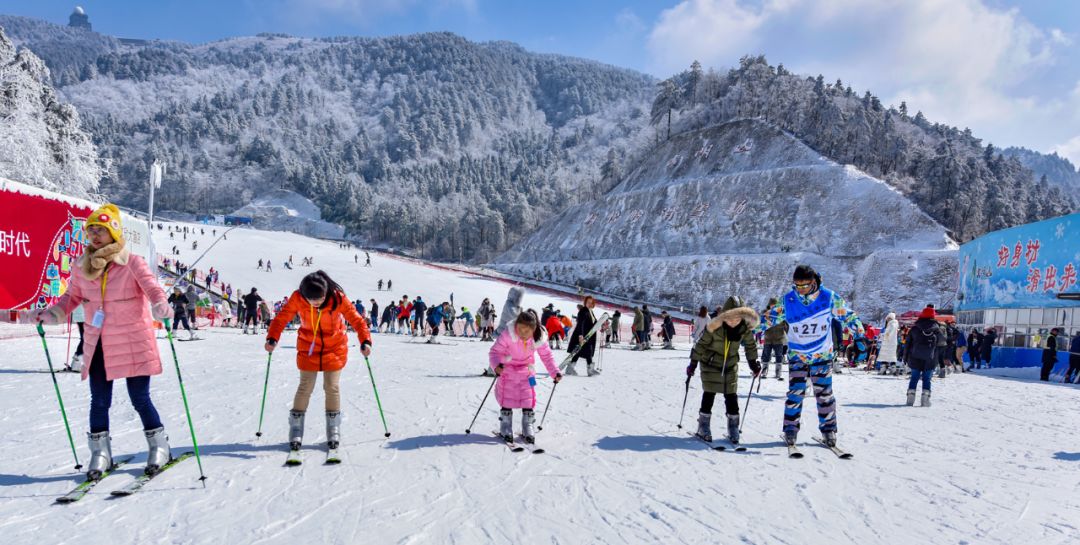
[955,212,1080,371]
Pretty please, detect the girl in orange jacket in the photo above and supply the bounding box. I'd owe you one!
[265,271,372,452]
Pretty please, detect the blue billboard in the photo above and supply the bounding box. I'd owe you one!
[957,212,1080,310]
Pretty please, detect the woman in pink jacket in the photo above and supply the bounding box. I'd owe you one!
[488,310,562,444]
[23,204,175,480]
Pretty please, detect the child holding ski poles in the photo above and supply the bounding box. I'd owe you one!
[686,296,759,446]
[489,310,562,444]
[264,271,372,453]
[20,204,176,479]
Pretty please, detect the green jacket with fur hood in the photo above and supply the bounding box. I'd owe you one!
[691,297,759,395]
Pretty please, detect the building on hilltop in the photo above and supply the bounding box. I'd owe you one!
[68,6,91,30]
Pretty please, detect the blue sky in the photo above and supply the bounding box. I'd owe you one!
[2,1,1078,165]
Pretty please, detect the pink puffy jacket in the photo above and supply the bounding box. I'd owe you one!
[488,328,560,409]
[49,248,169,381]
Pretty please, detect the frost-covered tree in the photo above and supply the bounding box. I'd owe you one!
[0,26,101,197]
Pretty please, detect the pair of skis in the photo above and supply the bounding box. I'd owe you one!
[783,436,853,459]
[688,432,747,452]
[493,432,545,454]
[55,452,195,503]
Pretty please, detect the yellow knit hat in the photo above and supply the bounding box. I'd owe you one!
[85,203,124,243]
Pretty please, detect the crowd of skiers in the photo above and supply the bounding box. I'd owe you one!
[10,204,1080,485]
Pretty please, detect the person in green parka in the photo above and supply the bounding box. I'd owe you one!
[686,296,760,445]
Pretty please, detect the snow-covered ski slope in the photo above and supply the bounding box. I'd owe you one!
[1,224,1078,545]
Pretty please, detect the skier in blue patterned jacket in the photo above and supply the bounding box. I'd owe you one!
[757,264,864,448]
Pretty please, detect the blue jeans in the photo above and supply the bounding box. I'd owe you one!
[908,367,933,391]
[88,341,163,433]
[762,344,785,363]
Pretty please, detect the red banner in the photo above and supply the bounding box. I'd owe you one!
[0,188,92,310]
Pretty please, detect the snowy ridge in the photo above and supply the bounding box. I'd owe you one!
[493,119,958,319]
[232,189,345,240]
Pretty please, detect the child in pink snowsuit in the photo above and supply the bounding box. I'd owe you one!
[489,310,562,444]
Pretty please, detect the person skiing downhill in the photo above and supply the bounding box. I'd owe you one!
[687,296,759,445]
[489,310,563,444]
[21,204,176,479]
[757,265,864,448]
[265,271,372,455]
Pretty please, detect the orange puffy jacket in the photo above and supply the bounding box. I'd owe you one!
[268,290,372,372]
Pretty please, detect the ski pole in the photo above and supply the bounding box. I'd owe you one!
[537,380,559,432]
[364,356,390,437]
[740,373,758,434]
[36,322,81,470]
[255,352,272,437]
[162,318,207,484]
[64,315,73,370]
[676,375,691,429]
[465,374,497,434]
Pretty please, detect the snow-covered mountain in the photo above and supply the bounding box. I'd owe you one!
[0,25,100,198]
[491,118,957,319]
[0,15,655,261]
[232,189,345,240]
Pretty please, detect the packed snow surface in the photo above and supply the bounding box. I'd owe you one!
[1,225,1077,545]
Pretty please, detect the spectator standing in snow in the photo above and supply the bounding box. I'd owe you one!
[1040,328,1062,381]
[904,305,942,407]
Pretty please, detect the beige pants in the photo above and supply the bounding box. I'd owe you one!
[292,370,341,412]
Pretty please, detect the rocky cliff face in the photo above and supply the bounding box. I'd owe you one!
[491,119,957,319]
[0,26,100,198]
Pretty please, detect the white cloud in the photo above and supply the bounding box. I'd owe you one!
[615,8,646,34]
[1051,136,1080,167]
[644,0,1079,161]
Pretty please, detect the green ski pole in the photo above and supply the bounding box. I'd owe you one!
[363,356,390,437]
[36,322,82,470]
[255,352,272,438]
[163,318,208,484]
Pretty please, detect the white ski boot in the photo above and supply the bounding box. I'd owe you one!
[86,431,113,480]
[521,409,536,444]
[565,363,579,376]
[144,426,173,475]
[695,412,712,442]
[288,410,305,450]
[587,362,600,377]
[326,411,341,449]
[906,389,916,406]
[921,391,932,407]
[69,354,83,372]
[498,409,514,442]
[726,414,741,445]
